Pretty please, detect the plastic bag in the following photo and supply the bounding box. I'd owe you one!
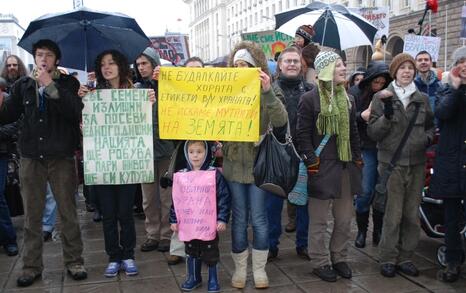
[253,131,300,198]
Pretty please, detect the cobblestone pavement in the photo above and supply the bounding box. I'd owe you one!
[1,193,465,293]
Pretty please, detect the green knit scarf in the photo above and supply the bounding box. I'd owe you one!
[316,80,352,162]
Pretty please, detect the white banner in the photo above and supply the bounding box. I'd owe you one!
[82,89,154,185]
[403,34,441,62]
[349,6,389,39]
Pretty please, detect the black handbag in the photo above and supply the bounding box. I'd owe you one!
[372,102,421,213]
[253,123,300,198]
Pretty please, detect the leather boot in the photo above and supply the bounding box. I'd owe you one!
[231,250,248,289]
[355,211,369,248]
[252,249,269,289]
[181,256,202,291]
[207,264,220,293]
[372,209,384,246]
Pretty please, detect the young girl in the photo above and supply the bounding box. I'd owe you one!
[78,50,155,277]
[170,140,231,292]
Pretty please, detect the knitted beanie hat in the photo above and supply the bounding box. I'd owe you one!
[315,51,341,81]
[295,25,315,47]
[233,48,257,67]
[389,53,416,79]
[450,46,466,68]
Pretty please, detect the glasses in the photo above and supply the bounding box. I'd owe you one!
[7,64,18,67]
[283,59,300,65]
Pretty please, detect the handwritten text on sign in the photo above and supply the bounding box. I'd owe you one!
[158,67,260,142]
[172,170,217,241]
[403,34,441,62]
[82,89,154,185]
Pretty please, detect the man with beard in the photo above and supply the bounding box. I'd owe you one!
[0,55,28,93]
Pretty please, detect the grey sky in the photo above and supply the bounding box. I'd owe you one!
[3,0,189,37]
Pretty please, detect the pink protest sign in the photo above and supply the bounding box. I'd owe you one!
[172,170,217,241]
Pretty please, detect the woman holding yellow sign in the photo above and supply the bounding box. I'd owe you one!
[222,41,288,289]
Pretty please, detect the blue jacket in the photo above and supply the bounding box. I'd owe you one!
[169,141,231,224]
[414,70,441,113]
[428,84,466,198]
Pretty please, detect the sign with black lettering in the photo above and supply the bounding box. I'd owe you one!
[82,89,154,185]
[158,67,261,142]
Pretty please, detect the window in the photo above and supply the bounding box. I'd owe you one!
[401,0,409,8]
[272,4,276,15]
[286,0,290,9]
[279,1,282,11]
[266,7,269,17]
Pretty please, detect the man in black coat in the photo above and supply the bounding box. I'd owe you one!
[0,39,87,287]
[429,46,466,282]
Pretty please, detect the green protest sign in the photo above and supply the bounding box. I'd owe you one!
[241,30,294,59]
[82,89,154,185]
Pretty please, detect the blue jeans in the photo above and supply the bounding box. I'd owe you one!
[267,193,308,250]
[42,182,57,233]
[355,149,378,213]
[0,159,16,245]
[229,182,268,253]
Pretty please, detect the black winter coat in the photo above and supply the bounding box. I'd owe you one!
[296,88,362,200]
[0,75,82,159]
[429,84,466,198]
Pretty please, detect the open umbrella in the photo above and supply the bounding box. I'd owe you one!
[275,1,378,51]
[18,7,150,71]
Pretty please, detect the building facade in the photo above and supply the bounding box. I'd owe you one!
[0,14,33,69]
[185,0,464,70]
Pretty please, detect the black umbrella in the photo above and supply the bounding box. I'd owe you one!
[18,7,150,71]
[275,1,377,51]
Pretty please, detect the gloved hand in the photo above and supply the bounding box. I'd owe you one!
[383,99,394,119]
[160,176,173,189]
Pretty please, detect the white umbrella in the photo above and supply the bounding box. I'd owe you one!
[275,1,378,51]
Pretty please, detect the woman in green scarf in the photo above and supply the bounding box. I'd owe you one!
[296,51,362,282]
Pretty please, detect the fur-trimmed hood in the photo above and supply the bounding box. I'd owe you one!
[227,41,270,76]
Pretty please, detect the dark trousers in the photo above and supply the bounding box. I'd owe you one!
[0,159,16,245]
[185,235,219,266]
[444,198,465,265]
[95,184,137,262]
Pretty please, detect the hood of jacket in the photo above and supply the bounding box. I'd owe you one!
[183,140,213,171]
[358,61,392,90]
[227,41,270,76]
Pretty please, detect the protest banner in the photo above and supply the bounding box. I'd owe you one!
[172,170,217,242]
[349,7,389,39]
[82,89,154,185]
[150,33,190,65]
[242,30,293,59]
[403,34,441,62]
[158,67,261,142]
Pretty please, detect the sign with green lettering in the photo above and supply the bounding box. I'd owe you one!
[82,89,154,185]
[241,30,293,59]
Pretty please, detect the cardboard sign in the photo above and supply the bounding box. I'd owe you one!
[172,170,217,242]
[242,30,294,59]
[403,34,441,62]
[349,6,389,39]
[158,67,261,142]
[82,89,154,185]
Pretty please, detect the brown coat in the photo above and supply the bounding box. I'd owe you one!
[296,87,362,200]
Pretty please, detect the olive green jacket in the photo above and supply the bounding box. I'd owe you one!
[222,88,288,183]
[367,83,434,166]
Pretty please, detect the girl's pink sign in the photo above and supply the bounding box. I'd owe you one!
[172,170,217,241]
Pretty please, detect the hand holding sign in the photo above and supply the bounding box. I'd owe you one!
[259,69,271,92]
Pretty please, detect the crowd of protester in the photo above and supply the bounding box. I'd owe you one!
[0,22,465,292]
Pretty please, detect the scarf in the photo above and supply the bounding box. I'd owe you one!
[314,51,351,162]
[392,81,416,109]
[30,68,62,110]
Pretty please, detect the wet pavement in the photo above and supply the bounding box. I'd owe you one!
[1,193,465,293]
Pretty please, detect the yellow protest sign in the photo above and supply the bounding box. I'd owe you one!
[158,67,260,142]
